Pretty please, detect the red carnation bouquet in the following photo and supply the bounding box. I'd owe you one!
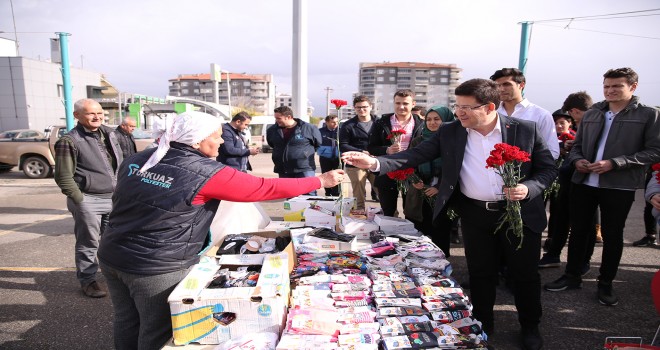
[485,143,531,248]
[386,129,406,144]
[653,163,660,184]
[330,99,347,111]
[558,132,575,142]
[387,168,415,194]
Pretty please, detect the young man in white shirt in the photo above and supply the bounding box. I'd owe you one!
[491,68,560,160]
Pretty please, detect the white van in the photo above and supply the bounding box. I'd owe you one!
[248,115,275,153]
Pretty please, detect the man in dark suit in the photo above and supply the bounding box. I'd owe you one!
[342,79,557,350]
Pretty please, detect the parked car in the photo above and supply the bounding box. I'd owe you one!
[0,125,67,178]
[0,129,45,140]
[248,116,276,153]
[132,129,155,151]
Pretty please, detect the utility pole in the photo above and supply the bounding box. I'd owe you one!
[292,0,309,122]
[518,21,532,75]
[324,86,333,116]
[57,32,74,131]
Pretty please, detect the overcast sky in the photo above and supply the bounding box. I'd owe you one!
[3,0,660,115]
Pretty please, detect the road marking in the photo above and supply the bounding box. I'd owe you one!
[0,267,76,272]
[0,213,71,237]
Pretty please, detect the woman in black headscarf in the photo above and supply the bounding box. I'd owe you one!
[404,106,459,256]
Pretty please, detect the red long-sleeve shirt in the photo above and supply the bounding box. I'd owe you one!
[193,166,321,205]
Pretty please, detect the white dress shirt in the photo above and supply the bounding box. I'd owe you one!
[459,117,505,201]
[584,110,622,188]
[497,98,560,159]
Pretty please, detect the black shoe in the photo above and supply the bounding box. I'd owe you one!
[544,275,581,292]
[82,281,107,298]
[597,282,619,306]
[520,327,543,350]
[450,229,461,244]
[580,262,591,277]
[538,254,560,268]
[632,235,657,247]
[542,238,552,252]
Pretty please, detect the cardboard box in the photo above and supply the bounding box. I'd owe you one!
[303,207,337,228]
[283,196,355,221]
[168,253,292,345]
[214,230,295,269]
[298,228,357,252]
[259,220,306,233]
[338,216,379,240]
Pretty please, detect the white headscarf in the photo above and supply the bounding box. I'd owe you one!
[140,111,222,172]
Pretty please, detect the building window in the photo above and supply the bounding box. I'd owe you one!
[376,77,384,82]
[389,77,395,82]
[429,69,436,74]
[362,83,375,88]
[416,76,429,81]
[430,77,436,82]
[244,89,251,94]
[182,89,189,94]
[193,81,199,86]
[181,82,189,87]
[398,77,411,81]
[398,84,411,88]
[243,81,251,86]
[193,89,199,94]
[441,69,449,75]
[399,69,411,74]
[376,69,385,74]
[362,76,375,81]
[440,77,449,83]
[362,68,375,74]
[231,81,239,86]
[57,84,63,97]
[389,69,396,74]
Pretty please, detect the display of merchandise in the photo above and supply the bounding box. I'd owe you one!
[216,233,291,255]
[277,237,488,349]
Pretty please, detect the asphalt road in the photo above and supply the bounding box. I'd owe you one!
[0,152,658,350]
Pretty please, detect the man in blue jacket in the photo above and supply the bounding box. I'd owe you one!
[217,111,259,172]
[318,114,341,196]
[266,106,322,195]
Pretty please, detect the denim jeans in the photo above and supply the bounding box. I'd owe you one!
[101,262,192,350]
[279,170,317,195]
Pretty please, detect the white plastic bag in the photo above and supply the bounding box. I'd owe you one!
[209,201,270,247]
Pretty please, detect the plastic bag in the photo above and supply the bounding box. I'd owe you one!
[209,201,270,247]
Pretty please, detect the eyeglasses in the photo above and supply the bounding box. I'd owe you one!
[354,106,371,109]
[452,103,488,112]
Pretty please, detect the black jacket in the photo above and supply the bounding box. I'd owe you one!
[339,115,379,168]
[378,115,557,232]
[113,126,136,161]
[98,143,225,275]
[367,113,424,156]
[368,113,424,187]
[217,123,252,172]
[266,118,322,174]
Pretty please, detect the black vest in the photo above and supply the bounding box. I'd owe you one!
[98,143,225,275]
[65,124,123,194]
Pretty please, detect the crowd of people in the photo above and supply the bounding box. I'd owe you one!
[52,66,660,350]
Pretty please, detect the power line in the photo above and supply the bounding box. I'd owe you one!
[527,8,660,23]
[536,23,660,40]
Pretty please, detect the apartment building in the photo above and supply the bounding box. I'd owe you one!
[358,62,462,115]
[276,93,315,117]
[168,73,275,115]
